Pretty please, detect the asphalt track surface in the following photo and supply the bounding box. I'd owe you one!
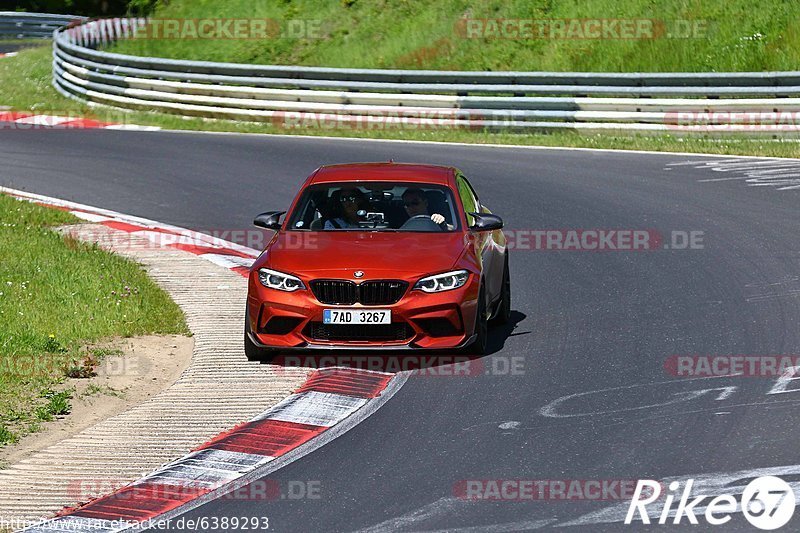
[2,128,800,532]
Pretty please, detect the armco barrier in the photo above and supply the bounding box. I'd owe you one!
[49,17,800,134]
[0,12,83,39]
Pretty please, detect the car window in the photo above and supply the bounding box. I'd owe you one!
[456,174,480,227]
[286,182,461,232]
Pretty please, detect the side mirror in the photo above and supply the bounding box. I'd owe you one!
[253,211,285,231]
[469,212,503,232]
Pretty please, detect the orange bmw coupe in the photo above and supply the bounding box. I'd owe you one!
[245,162,510,359]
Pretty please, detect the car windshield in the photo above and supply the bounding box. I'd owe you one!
[286,182,461,232]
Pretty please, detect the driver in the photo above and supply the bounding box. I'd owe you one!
[324,187,367,229]
[402,188,451,230]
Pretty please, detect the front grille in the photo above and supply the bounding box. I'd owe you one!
[309,280,357,305]
[310,280,408,305]
[305,322,414,342]
[359,280,408,305]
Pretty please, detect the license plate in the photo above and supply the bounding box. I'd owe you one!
[323,309,391,324]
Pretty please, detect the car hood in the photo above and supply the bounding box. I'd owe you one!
[263,231,469,278]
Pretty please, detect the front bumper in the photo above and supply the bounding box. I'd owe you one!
[247,272,480,350]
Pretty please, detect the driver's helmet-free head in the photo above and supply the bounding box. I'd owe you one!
[402,188,429,217]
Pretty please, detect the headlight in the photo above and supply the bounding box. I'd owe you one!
[258,268,305,292]
[413,270,469,293]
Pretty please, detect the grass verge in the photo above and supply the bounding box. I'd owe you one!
[1,44,799,158]
[0,193,188,446]
[109,0,800,72]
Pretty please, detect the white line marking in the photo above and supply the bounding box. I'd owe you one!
[354,497,556,532]
[416,520,556,533]
[138,465,242,485]
[69,211,112,223]
[668,158,800,190]
[539,376,742,418]
[198,252,255,269]
[179,448,273,469]
[103,124,161,131]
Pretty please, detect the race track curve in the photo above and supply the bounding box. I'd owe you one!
[2,127,799,532]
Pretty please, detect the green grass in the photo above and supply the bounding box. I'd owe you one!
[108,0,800,72]
[0,194,188,445]
[35,389,72,422]
[1,41,800,159]
[0,39,46,46]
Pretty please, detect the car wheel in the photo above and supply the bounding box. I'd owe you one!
[491,254,511,325]
[467,284,489,355]
[244,318,275,362]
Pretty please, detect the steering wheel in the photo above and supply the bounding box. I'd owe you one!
[400,214,442,231]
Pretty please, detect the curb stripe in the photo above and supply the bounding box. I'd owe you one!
[0,108,157,130]
[72,481,206,520]
[14,115,99,127]
[22,368,394,532]
[0,112,34,121]
[168,243,256,260]
[231,265,250,276]
[198,419,324,456]
[22,370,411,533]
[295,367,394,398]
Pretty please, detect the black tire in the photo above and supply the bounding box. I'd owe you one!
[244,319,275,362]
[467,284,489,355]
[491,254,511,325]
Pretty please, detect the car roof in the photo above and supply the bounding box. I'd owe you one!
[308,163,456,186]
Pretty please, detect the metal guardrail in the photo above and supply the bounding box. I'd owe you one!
[51,18,800,134]
[0,12,83,39]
